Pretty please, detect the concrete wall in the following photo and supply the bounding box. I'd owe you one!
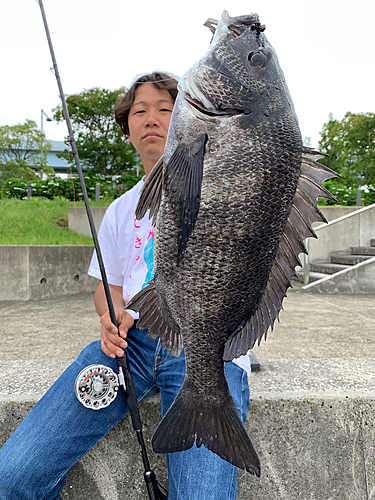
[0,245,97,301]
[1,392,375,499]
[68,207,107,237]
[0,246,30,300]
[318,205,362,223]
[308,204,375,262]
[68,205,374,265]
[1,205,370,301]
[69,206,365,238]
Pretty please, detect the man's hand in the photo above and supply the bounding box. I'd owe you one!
[94,281,134,358]
[100,309,134,358]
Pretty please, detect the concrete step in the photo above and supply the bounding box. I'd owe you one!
[310,261,350,274]
[331,253,372,265]
[351,246,375,256]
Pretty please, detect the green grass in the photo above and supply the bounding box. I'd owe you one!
[0,198,112,245]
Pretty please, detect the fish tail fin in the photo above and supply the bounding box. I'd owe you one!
[151,383,261,477]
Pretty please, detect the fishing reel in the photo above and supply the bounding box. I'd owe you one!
[75,364,119,410]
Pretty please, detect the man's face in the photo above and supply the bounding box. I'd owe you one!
[127,83,174,173]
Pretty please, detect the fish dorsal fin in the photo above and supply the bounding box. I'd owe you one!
[127,279,183,356]
[223,149,339,361]
[136,155,164,225]
[165,134,207,256]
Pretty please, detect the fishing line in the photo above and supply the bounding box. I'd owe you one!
[130,73,180,85]
[37,1,167,497]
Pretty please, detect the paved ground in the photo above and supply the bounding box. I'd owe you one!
[1,281,375,361]
[1,282,375,396]
[255,282,375,359]
[0,292,99,361]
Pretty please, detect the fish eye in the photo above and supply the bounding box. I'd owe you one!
[248,51,266,68]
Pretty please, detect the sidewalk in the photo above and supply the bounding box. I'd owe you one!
[1,284,375,396]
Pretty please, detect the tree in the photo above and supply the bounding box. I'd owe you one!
[318,112,375,187]
[0,159,38,185]
[53,87,142,176]
[0,120,54,185]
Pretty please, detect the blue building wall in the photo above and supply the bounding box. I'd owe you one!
[47,141,69,172]
[47,140,88,174]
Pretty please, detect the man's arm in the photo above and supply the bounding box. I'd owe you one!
[94,281,134,358]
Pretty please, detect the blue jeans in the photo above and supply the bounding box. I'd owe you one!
[0,327,250,500]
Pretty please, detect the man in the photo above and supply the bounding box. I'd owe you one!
[0,72,250,500]
[93,72,177,360]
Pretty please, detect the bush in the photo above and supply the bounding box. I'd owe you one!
[0,174,143,201]
[319,181,375,206]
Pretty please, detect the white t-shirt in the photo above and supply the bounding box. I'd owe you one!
[88,179,251,374]
[89,180,155,315]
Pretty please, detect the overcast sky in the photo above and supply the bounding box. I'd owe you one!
[1,0,374,149]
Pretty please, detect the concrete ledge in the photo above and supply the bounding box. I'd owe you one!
[2,359,375,499]
[0,395,167,500]
[0,246,97,300]
[2,392,375,499]
[244,393,375,499]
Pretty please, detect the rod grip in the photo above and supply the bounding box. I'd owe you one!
[145,471,168,500]
[117,355,142,431]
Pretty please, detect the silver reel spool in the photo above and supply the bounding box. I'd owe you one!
[75,364,119,410]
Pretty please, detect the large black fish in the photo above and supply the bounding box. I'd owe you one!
[128,11,337,477]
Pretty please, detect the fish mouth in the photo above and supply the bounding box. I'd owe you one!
[184,96,239,118]
[180,70,241,118]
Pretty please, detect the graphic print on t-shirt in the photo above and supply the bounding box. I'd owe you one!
[142,228,155,288]
[127,218,155,297]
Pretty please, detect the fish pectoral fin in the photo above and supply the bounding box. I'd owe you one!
[126,279,182,356]
[223,149,339,361]
[135,155,163,225]
[165,134,207,256]
[151,382,261,476]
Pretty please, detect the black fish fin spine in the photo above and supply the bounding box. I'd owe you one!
[223,150,338,361]
[165,134,207,256]
[126,280,183,356]
[135,155,163,225]
[151,384,261,477]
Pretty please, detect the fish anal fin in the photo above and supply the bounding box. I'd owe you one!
[151,382,261,476]
[126,280,182,356]
[165,134,207,256]
[223,150,338,361]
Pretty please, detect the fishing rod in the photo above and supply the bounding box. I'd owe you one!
[37,2,167,498]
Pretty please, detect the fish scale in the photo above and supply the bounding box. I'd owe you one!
[128,10,339,476]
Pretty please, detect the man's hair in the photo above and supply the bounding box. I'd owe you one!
[114,72,179,136]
